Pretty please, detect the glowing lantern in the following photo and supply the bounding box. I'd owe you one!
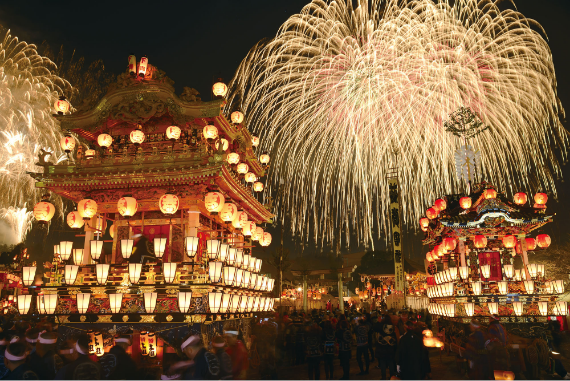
[538,301,548,317]
[212,80,228,97]
[54,96,70,115]
[163,262,177,284]
[73,249,84,265]
[209,292,223,314]
[60,241,73,261]
[215,138,229,151]
[534,193,548,205]
[76,293,90,314]
[513,301,523,316]
[242,221,256,237]
[502,235,517,248]
[426,208,437,219]
[154,238,167,258]
[426,252,433,262]
[471,281,482,295]
[260,232,272,247]
[34,201,55,223]
[484,189,497,199]
[223,266,237,286]
[227,152,240,165]
[259,153,270,165]
[97,134,113,148]
[77,198,97,220]
[253,182,264,192]
[464,303,474,317]
[185,236,199,258]
[159,193,179,215]
[96,264,109,285]
[138,56,148,77]
[17,295,32,315]
[121,239,134,259]
[523,280,534,294]
[443,237,456,252]
[231,111,244,124]
[434,244,445,257]
[536,234,551,248]
[129,128,145,144]
[503,265,514,279]
[117,196,138,217]
[60,135,76,152]
[525,237,536,251]
[488,302,498,315]
[109,294,122,314]
[556,301,568,316]
[253,227,264,241]
[144,292,157,313]
[203,124,218,140]
[109,224,115,239]
[128,54,136,75]
[129,263,142,284]
[147,333,156,357]
[140,331,148,356]
[65,211,83,229]
[22,266,36,287]
[237,163,249,174]
[178,292,192,313]
[473,235,487,249]
[207,240,221,261]
[514,192,527,205]
[251,136,260,147]
[460,197,472,209]
[43,294,58,315]
[166,126,181,140]
[245,172,257,183]
[220,203,238,222]
[204,192,225,214]
[481,264,491,279]
[434,199,446,211]
[497,281,508,295]
[232,211,248,229]
[84,148,96,159]
[419,217,429,230]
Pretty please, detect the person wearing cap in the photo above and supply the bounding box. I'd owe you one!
[180,334,220,379]
[3,341,38,379]
[211,336,232,380]
[54,335,101,380]
[28,331,63,380]
[223,329,248,380]
[99,335,139,380]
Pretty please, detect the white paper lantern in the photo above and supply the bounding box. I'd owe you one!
[220,203,238,222]
[232,211,249,229]
[260,232,272,247]
[231,111,244,124]
[159,193,179,215]
[227,152,240,165]
[97,134,113,148]
[66,211,85,228]
[203,124,218,140]
[204,192,225,214]
[129,129,145,144]
[77,199,97,220]
[236,163,249,174]
[166,126,181,140]
[144,292,157,313]
[33,201,55,223]
[117,197,138,217]
[76,293,91,314]
[108,294,123,314]
[178,292,192,313]
[245,172,257,183]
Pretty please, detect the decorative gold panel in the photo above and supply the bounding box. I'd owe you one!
[97,315,113,323]
[140,315,156,323]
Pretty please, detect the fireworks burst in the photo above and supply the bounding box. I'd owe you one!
[0,27,71,238]
[0,207,33,245]
[227,0,567,248]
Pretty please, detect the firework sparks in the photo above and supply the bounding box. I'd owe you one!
[227,0,567,248]
[0,207,33,245]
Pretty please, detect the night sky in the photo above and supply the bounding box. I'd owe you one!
[1,0,569,261]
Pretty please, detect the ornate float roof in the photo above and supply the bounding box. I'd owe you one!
[422,182,553,245]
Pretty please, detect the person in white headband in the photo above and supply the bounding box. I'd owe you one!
[177,334,220,379]
[223,327,248,379]
[54,335,101,380]
[28,331,62,380]
[104,335,139,380]
[4,342,38,379]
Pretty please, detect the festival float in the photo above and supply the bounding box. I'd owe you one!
[17,55,275,367]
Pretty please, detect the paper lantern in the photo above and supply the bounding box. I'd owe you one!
[108,293,122,314]
[260,232,272,247]
[212,80,228,97]
[203,124,218,140]
[209,261,223,283]
[255,258,262,273]
[163,262,177,283]
[227,247,237,265]
[459,266,469,280]
[178,292,192,313]
[245,172,257,183]
[534,193,548,205]
[138,56,148,77]
[185,236,199,258]
[473,235,487,248]
[253,182,264,192]
[65,265,79,285]
[220,203,238,222]
[219,244,229,263]
[259,153,270,165]
[85,149,95,159]
[235,250,244,270]
[206,239,221,260]
[252,227,264,241]
[60,241,73,261]
[33,201,55,223]
[232,211,248,229]
[117,197,138,217]
[426,208,437,219]
[54,96,70,115]
[464,302,474,317]
[129,263,142,284]
[166,126,181,140]
[514,192,527,205]
[525,237,536,251]
[497,281,508,295]
[471,281,482,295]
[209,292,223,313]
[488,302,498,315]
[523,280,534,294]
[251,136,260,147]
[220,294,232,313]
[236,162,249,174]
[204,192,225,214]
[22,266,36,287]
[129,129,145,144]
[109,224,116,239]
[43,294,58,315]
[159,193,179,215]
[139,331,148,356]
[17,295,32,315]
[426,252,433,262]
[502,235,517,248]
[60,135,76,153]
[538,301,548,317]
[484,189,497,199]
[481,264,491,279]
[77,198,97,220]
[553,280,564,294]
[443,237,457,252]
[76,293,91,314]
[434,199,446,211]
[242,221,256,237]
[460,197,472,209]
[503,264,514,279]
[243,271,252,288]
[154,237,167,258]
[121,239,134,259]
[419,217,429,229]
[128,54,137,74]
[536,234,551,248]
[223,266,237,286]
[73,249,84,265]
[144,292,157,313]
[230,295,240,313]
[227,152,240,165]
[231,111,244,124]
[97,134,113,148]
[513,301,523,316]
[90,240,103,261]
[95,264,109,285]
[215,138,229,151]
[556,301,568,316]
[66,211,84,229]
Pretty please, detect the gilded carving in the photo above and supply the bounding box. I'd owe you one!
[122,315,129,322]
[140,315,156,323]
[166,315,173,322]
[96,315,113,323]
[57,315,70,324]
[80,315,86,322]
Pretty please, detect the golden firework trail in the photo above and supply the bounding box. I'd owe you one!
[227,0,567,249]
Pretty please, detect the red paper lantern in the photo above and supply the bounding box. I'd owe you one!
[443,237,457,252]
[419,217,429,229]
[434,199,447,211]
[484,189,497,199]
[525,237,536,251]
[534,193,548,205]
[434,244,445,257]
[502,235,517,248]
[460,197,472,209]
[426,252,433,262]
[473,235,487,249]
[426,208,438,219]
[513,192,527,205]
[536,234,551,248]
[33,201,55,223]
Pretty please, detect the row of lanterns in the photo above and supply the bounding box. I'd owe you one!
[428,300,567,318]
[428,278,563,298]
[208,292,274,314]
[208,261,275,291]
[433,263,549,285]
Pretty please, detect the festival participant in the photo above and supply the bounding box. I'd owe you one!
[224,328,248,379]
[374,314,397,379]
[54,335,101,380]
[306,320,323,380]
[58,342,75,365]
[180,334,220,380]
[364,313,375,363]
[322,321,336,380]
[354,317,370,375]
[99,335,139,380]
[3,341,38,379]
[395,321,425,379]
[336,320,352,380]
[464,319,491,380]
[24,328,40,354]
[211,336,232,380]
[28,331,63,379]
[0,332,11,379]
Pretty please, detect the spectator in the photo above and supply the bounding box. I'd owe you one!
[354,317,370,375]
[179,335,220,379]
[212,335,232,380]
[374,314,397,379]
[322,321,336,380]
[99,335,139,380]
[396,321,425,380]
[28,331,64,379]
[336,320,352,380]
[55,335,101,380]
[306,321,323,380]
[224,328,249,380]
